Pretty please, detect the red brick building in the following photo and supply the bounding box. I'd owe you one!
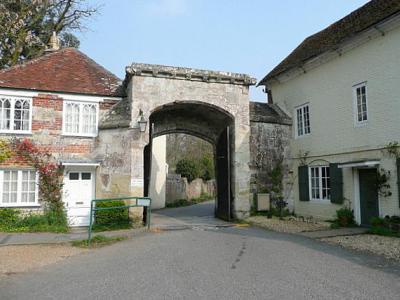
[0,48,123,225]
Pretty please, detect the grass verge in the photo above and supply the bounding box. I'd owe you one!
[71,235,127,248]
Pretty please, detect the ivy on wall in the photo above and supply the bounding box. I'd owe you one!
[0,139,12,163]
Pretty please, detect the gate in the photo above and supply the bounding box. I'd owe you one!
[215,127,231,220]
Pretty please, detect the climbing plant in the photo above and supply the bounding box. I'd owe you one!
[384,141,400,158]
[376,168,392,197]
[11,139,65,215]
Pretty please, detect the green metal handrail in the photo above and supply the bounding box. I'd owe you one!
[87,196,152,247]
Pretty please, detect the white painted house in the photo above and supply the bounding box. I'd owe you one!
[259,0,400,224]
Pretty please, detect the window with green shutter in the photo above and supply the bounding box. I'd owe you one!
[309,166,331,201]
[330,163,343,204]
[298,165,309,201]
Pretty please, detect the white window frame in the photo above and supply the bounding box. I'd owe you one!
[308,165,330,202]
[353,82,368,126]
[62,101,99,137]
[0,169,39,207]
[295,103,311,138]
[0,95,32,134]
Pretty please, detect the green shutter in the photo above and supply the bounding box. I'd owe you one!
[330,163,343,204]
[397,158,400,208]
[298,166,309,201]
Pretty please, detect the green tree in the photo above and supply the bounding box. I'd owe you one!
[198,154,214,181]
[0,0,98,69]
[176,159,199,183]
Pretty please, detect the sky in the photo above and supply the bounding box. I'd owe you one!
[76,0,369,101]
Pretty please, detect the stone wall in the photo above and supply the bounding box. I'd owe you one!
[0,93,118,165]
[166,174,216,203]
[248,102,293,210]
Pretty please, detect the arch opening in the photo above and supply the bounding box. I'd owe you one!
[144,102,235,220]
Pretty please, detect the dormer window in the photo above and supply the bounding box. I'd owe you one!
[62,101,98,136]
[0,96,31,133]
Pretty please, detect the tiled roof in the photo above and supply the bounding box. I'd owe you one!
[259,0,400,86]
[99,98,131,129]
[0,48,124,97]
[249,101,291,125]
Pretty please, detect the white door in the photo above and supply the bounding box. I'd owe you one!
[63,169,95,227]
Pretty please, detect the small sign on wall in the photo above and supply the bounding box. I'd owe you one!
[137,198,151,207]
[131,178,144,188]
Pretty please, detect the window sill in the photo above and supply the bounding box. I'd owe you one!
[295,133,310,139]
[354,121,368,128]
[309,199,331,204]
[0,131,32,135]
[61,133,98,138]
[0,204,41,208]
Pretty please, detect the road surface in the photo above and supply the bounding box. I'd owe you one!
[1,201,399,299]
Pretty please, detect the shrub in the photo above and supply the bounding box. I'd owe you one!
[369,215,400,237]
[176,159,199,182]
[370,216,386,227]
[332,208,356,228]
[95,200,128,225]
[388,215,400,224]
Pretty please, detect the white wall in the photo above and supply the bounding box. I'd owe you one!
[270,23,400,219]
[271,25,400,157]
[149,135,167,209]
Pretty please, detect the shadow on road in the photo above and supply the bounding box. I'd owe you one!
[151,200,229,228]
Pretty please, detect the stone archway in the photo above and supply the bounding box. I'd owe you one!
[97,63,256,219]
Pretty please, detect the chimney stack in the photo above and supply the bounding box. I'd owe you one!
[45,31,61,52]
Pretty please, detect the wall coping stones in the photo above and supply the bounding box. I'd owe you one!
[125,63,257,86]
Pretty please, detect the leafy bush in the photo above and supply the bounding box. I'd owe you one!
[370,216,385,227]
[94,200,128,225]
[369,215,400,237]
[331,208,356,228]
[176,159,199,182]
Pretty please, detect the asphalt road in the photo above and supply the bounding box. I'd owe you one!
[1,201,400,299]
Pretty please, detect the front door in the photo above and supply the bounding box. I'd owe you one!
[359,168,379,226]
[63,169,95,226]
